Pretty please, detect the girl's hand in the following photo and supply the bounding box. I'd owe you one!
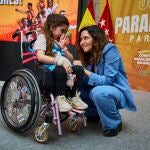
[63,61,73,74]
[54,34,68,49]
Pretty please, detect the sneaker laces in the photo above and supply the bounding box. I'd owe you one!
[57,95,72,111]
[57,95,67,104]
[57,95,73,106]
[75,90,81,99]
[65,97,72,105]
[57,96,65,105]
[72,91,85,105]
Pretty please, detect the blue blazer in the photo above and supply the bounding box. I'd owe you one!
[84,43,137,111]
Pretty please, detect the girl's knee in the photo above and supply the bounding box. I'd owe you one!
[54,66,66,75]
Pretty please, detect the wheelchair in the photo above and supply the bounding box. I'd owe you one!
[0,31,87,143]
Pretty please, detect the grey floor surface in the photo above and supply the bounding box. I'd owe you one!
[0,86,150,150]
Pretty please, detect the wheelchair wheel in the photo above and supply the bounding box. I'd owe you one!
[65,117,78,131]
[1,69,41,132]
[13,69,41,131]
[34,127,48,143]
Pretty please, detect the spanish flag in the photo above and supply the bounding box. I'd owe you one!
[78,0,96,31]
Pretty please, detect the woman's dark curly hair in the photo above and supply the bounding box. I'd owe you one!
[42,13,69,56]
[77,25,109,66]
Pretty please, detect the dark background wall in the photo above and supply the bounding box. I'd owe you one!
[0,41,22,80]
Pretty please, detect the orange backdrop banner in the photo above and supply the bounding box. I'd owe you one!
[0,0,78,45]
[100,0,150,92]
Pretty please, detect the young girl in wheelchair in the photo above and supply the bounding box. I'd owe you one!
[33,14,88,112]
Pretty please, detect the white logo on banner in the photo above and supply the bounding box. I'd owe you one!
[139,0,150,10]
[0,0,22,5]
[115,0,150,43]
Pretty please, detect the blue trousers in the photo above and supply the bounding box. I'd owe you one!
[80,85,124,130]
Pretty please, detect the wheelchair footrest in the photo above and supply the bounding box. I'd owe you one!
[72,109,85,114]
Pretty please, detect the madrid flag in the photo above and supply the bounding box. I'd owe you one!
[98,0,114,43]
[78,0,96,31]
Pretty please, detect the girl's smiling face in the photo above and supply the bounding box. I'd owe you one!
[79,30,93,53]
[51,25,68,41]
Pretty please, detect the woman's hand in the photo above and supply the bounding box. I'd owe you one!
[73,60,91,77]
[63,61,73,74]
[73,60,82,66]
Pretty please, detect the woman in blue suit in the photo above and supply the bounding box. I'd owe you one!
[73,25,137,137]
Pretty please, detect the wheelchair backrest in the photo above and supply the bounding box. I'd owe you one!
[12,30,38,72]
[22,41,37,72]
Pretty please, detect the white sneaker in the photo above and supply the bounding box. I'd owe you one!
[70,91,88,110]
[57,95,72,112]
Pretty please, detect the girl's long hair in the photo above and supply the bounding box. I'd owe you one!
[42,14,69,56]
[77,25,109,66]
